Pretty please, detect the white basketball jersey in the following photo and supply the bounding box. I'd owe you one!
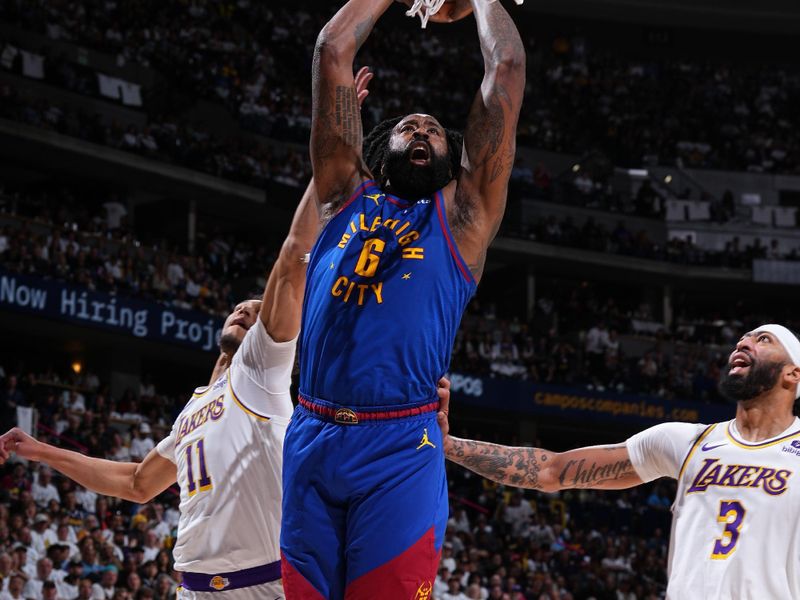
[628,418,800,599]
[156,320,296,574]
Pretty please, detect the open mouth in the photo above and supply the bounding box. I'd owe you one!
[408,141,430,165]
[729,351,752,374]
[231,317,250,331]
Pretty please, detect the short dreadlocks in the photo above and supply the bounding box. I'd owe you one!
[362,116,463,188]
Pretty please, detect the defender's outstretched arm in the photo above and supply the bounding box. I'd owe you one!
[446,437,642,492]
[260,67,374,342]
[0,428,176,503]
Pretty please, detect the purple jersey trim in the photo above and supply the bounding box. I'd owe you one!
[180,560,281,592]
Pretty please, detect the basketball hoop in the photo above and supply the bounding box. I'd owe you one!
[402,0,524,29]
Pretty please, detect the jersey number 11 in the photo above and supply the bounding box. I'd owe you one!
[185,439,213,497]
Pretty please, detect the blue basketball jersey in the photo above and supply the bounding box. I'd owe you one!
[299,179,477,408]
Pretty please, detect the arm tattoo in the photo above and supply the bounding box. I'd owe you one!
[334,85,361,148]
[448,438,635,491]
[311,46,337,162]
[447,438,544,490]
[464,85,510,170]
[557,457,634,489]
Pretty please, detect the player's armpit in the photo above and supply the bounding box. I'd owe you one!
[452,0,525,282]
[446,438,642,492]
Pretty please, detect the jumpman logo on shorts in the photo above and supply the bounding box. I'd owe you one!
[416,428,436,450]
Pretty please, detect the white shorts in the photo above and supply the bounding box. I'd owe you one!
[177,580,283,600]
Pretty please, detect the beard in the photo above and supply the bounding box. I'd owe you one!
[718,357,785,403]
[382,144,452,200]
[219,332,242,355]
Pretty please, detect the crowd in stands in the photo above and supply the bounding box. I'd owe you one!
[4,177,799,405]
[0,358,674,600]
[439,462,674,599]
[0,184,276,318]
[0,82,311,189]
[3,0,800,177]
[513,213,800,268]
[0,360,184,600]
[451,285,800,404]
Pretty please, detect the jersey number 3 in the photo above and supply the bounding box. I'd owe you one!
[711,500,745,559]
[185,439,212,497]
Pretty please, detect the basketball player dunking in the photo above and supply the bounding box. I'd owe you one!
[0,68,378,600]
[444,324,800,599]
[280,1,525,598]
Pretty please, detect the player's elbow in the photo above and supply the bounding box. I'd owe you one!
[128,472,157,504]
[315,28,350,68]
[127,483,154,505]
[537,457,562,494]
[280,234,308,264]
[492,48,525,79]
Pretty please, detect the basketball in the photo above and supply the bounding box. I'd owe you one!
[401,0,474,25]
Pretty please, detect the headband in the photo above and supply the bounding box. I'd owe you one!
[752,323,800,398]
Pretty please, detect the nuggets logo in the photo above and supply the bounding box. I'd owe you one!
[209,576,229,590]
[413,581,432,600]
[334,408,359,424]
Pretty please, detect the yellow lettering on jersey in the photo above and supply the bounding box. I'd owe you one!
[402,247,425,259]
[370,216,382,231]
[338,233,351,249]
[396,221,411,235]
[343,281,356,302]
[371,282,383,304]
[354,238,385,277]
[329,276,384,306]
[349,221,357,233]
[359,214,370,232]
[398,231,419,246]
[332,276,348,297]
[383,218,399,230]
[357,284,369,305]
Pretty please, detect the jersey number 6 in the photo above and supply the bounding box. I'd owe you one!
[354,238,385,278]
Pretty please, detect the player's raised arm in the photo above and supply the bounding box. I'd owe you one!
[445,437,642,492]
[0,428,176,504]
[260,67,374,342]
[453,0,525,282]
[311,1,389,206]
[258,180,319,342]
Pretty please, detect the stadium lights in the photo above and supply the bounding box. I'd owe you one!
[664,175,673,184]
[71,360,83,374]
[572,164,580,172]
